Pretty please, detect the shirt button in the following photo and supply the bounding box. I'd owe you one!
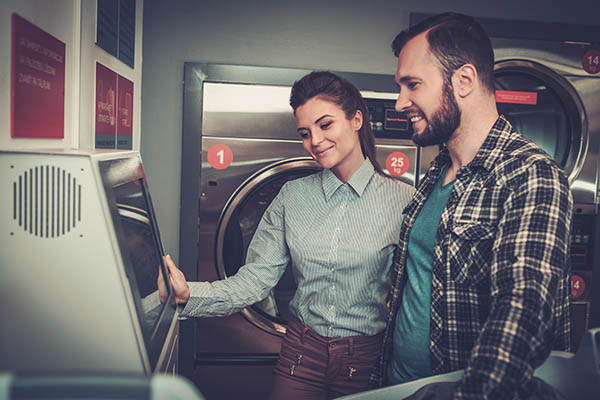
[330,305,335,311]
[331,286,335,291]
[329,342,337,349]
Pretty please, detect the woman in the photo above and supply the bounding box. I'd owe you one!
[159,71,414,399]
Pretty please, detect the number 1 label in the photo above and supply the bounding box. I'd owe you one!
[207,144,233,170]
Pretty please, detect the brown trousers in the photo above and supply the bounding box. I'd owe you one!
[269,316,383,400]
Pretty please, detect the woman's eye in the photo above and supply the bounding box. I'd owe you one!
[299,131,310,139]
[320,122,332,130]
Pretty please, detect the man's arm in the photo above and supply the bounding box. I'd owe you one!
[455,160,573,399]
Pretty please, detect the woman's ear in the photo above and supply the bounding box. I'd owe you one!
[352,110,363,131]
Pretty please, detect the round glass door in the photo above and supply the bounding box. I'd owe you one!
[215,158,322,335]
[494,60,587,182]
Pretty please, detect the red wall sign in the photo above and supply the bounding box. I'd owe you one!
[495,90,538,105]
[117,75,134,149]
[11,14,66,139]
[385,152,410,177]
[207,144,233,170]
[95,62,117,148]
[95,63,134,149]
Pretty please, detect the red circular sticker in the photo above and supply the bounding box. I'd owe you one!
[385,152,410,177]
[571,275,586,299]
[582,50,600,74]
[207,144,233,170]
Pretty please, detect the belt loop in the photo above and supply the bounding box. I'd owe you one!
[300,326,309,343]
[348,337,354,357]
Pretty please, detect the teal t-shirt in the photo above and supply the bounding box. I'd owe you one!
[388,166,454,384]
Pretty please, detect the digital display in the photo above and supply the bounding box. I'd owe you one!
[384,109,409,131]
[366,98,412,139]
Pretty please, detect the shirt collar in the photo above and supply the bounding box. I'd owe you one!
[468,115,514,171]
[322,159,375,201]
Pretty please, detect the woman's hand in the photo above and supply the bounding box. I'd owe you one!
[158,254,190,305]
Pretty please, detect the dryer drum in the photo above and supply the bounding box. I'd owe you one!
[215,157,322,335]
[494,59,588,184]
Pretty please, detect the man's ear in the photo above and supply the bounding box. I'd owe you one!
[453,64,477,98]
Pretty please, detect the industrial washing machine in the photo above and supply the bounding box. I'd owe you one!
[179,64,425,399]
[492,37,600,350]
[411,13,600,350]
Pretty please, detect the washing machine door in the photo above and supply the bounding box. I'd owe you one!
[494,60,587,183]
[215,157,322,335]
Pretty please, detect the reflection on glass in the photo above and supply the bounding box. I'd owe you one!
[223,169,320,324]
[495,72,571,167]
[114,180,166,334]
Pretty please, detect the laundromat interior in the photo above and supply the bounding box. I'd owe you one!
[1,1,599,399]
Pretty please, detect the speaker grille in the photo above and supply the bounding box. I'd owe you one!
[12,166,82,237]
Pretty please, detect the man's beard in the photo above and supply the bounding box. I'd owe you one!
[411,81,461,147]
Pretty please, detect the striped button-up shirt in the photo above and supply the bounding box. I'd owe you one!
[181,159,414,337]
[371,116,572,399]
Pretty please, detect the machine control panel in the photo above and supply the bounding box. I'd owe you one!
[366,98,413,140]
[571,212,595,302]
[570,210,599,350]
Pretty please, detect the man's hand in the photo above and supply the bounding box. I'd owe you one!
[158,254,190,305]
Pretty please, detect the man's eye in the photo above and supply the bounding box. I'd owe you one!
[408,82,420,89]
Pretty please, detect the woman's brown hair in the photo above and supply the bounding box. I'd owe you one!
[290,71,385,176]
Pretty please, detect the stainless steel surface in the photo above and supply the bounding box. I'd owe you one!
[493,37,600,205]
[494,59,588,185]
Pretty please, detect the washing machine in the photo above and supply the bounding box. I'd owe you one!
[179,64,422,399]
[493,37,600,350]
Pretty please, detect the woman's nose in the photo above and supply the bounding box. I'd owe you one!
[311,130,324,146]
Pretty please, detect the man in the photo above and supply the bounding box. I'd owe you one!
[370,12,572,399]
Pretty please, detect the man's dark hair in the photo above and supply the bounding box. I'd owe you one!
[392,12,495,93]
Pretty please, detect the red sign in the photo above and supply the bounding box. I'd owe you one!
[385,152,410,177]
[495,90,538,105]
[117,75,133,136]
[95,63,117,148]
[572,275,586,299]
[207,144,233,170]
[11,14,66,139]
[582,49,600,75]
[117,75,134,149]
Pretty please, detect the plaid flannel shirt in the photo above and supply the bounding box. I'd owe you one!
[370,115,573,399]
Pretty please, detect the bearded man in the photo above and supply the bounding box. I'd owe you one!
[371,12,572,400]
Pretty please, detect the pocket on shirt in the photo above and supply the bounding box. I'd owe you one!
[448,221,496,286]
